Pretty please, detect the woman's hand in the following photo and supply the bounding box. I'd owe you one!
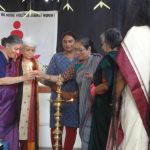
[84,72,93,80]
[23,71,37,81]
[61,91,78,101]
[34,70,47,79]
[35,70,60,82]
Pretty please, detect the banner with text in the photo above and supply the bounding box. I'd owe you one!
[0,11,58,66]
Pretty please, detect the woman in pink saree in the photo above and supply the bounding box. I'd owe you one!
[107,0,150,149]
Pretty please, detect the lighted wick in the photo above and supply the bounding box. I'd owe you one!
[28,62,33,71]
[67,98,74,102]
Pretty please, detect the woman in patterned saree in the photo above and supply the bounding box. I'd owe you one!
[16,37,39,150]
[0,35,35,150]
[73,39,102,150]
[38,38,103,150]
[107,0,150,149]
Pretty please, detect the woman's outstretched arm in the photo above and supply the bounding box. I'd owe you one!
[0,71,36,85]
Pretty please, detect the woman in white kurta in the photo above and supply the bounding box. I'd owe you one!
[16,37,39,150]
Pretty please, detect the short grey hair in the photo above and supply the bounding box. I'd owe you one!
[1,35,23,47]
[23,36,36,48]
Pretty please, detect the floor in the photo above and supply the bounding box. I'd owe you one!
[39,148,81,150]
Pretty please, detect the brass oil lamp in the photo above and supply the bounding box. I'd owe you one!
[52,75,64,150]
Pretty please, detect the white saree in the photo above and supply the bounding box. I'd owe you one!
[118,26,150,150]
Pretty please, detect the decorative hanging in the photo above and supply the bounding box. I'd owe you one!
[63,0,73,11]
[23,0,40,17]
[93,0,110,10]
[0,5,5,11]
[44,0,60,3]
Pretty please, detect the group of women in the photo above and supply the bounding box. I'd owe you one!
[0,28,122,150]
[38,0,150,149]
[1,0,150,149]
[0,36,39,150]
[38,28,122,150]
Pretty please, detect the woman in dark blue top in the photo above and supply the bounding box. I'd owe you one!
[0,35,35,150]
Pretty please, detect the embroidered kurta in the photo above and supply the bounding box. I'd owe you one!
[16,55,39,150]
[19,63,32,140]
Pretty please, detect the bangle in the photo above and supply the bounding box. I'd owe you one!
[91,84,96,97]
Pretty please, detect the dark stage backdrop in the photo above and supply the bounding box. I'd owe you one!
[1,0,129,52]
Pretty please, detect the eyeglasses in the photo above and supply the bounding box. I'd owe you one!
[75,48,86,52]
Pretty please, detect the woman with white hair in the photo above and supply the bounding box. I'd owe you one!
[16,36,39,150]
